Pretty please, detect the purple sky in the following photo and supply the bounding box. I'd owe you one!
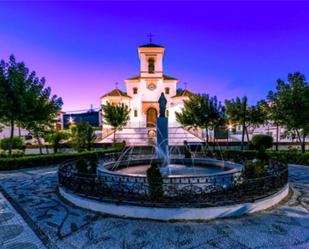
[1,1,309,111]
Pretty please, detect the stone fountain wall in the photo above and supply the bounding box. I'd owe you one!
[97,158,243,197]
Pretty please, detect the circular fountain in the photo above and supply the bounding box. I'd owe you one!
[58,93,289,221]
[97,155,244,198]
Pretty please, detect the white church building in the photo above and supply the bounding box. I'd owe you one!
[100,43,204,145]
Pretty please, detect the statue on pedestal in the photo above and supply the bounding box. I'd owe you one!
[158,92,167,118]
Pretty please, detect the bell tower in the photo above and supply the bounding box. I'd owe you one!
[138,41,165,78]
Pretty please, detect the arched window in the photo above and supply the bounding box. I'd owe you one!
[166,110,169,117]
[165,87,170,94]
[134,109,138,117]
[133,87,138,94]
[148,58,155,73]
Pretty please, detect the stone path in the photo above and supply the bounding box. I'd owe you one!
[0,164,308,249]
[0,191,46,249]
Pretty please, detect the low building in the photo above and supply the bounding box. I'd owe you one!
[62,108,101,129]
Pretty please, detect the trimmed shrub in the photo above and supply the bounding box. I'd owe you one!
[251,135,273,151]
[87,153,99,174]
[147,160,164,200]
[0,137,25,150]
[75,158,88,174]
[0,149,24,157]
[244,161,268,179]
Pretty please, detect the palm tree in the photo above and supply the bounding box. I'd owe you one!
[102,102,130,143]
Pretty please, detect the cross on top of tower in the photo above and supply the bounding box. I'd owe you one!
[184,82,188,89]
[115,82,118,89]
[147,33,154,43]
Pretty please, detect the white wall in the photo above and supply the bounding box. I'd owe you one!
[0,125,28,139]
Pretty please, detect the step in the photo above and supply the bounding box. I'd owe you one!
[101,127,204,145]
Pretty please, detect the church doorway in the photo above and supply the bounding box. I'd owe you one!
[146,108,157,127]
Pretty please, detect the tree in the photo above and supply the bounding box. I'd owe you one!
[225,97,267,150]
[23,84,63,154]
[46,130,70,153]
[225,96,248,150]
[271,73,309,152]
[246,101,268,139]
[176,94,226,145]
[71,121,96,152]
[102,102,130,143]
[0,55,62,155]
[262,93,285,151]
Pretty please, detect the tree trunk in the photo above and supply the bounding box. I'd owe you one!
[87,139,91,151]
[37,136,43,154]
[45,145,49,154]
[301,132,306,153]
[205,127,209,148]
[296,130,306,153]
[9,119,14,156]
[241,123,245,150]
[245,127,250,143]
[113,128,116,143]
[54,143,58,154]
[275,124,279,151]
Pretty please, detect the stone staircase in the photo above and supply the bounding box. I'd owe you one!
[100,127,204,146]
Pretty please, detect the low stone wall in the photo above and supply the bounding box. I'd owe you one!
[59,183,290,221]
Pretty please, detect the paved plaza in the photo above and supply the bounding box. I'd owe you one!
[0,164,308,249]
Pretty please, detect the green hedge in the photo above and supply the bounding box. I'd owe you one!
[216,149,309,166]
[0,147,121,171]
[267,151,309,166]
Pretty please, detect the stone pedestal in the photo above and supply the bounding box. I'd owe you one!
[156,117,168,161]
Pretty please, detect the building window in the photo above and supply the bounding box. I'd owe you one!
[166,110,169,117]
[148,58,155,73]
[133,87,138,94]
[165,87,170,94]
[134,110,138,117]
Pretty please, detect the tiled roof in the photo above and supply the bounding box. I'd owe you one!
[100,89,131,99]
[126,74,177,81]
[163,74,178,80]
[139,43,164,48]
[172,89,195,98]
[126,75,140,80]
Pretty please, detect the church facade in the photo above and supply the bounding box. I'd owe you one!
[100,43,194,129]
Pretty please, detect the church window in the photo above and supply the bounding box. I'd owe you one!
[133,87,138,94]
[165,87,170,94]
[148,83,156,91]
[148,58,155,73]
[134,110,138,117]
[166,110,169,117]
